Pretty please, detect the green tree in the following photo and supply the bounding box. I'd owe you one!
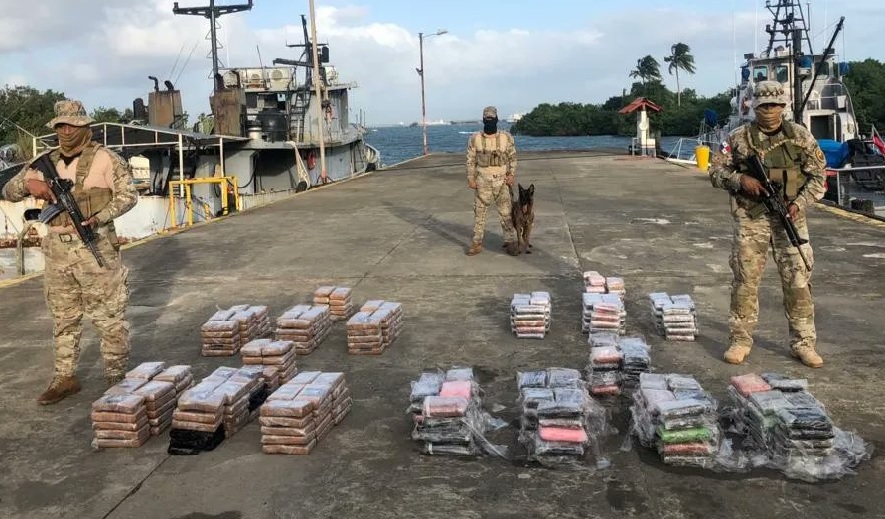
[629,55,662,85]
[90,106,123,123]
[664,43,696,107]
[842,59,885,134]
[0,85,66,145]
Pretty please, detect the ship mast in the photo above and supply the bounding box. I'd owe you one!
[763,0,814,118]
[172,0,254,91]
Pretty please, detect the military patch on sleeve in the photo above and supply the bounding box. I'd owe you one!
[815,148,825,162]
[719,141,731,155]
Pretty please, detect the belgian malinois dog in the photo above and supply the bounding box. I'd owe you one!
[511,183,534,254]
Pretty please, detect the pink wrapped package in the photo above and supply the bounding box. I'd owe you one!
[439,380,472,399]
[730,374,771,397]
[539,426,588,443]
[422,396,468,417]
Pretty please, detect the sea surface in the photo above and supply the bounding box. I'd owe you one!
[364,122,687,167]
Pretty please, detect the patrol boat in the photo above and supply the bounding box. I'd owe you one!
[0,1,381,280]
[667,0,884,216]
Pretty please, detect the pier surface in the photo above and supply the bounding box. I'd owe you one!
[1,151,883,518]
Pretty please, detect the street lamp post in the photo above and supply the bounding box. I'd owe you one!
[417,29,447,156]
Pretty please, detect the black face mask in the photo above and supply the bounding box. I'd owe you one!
[483,118,498,134]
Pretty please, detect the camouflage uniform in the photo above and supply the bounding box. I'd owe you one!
[708,81,827,367]
[2,100,138,394]
[466,106,517,254]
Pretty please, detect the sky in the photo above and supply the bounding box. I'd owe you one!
[2,0,884,126]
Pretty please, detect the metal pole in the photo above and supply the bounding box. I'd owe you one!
[178,133,185,197]
[419,32,428,156]
[219,136,225,176]
[209,0,220,87]
[308,0,327,182]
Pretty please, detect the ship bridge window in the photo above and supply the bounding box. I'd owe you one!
[753,66,769,82]
[817,61,831,77]
[775,65,788,83]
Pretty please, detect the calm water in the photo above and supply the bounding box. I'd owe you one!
[364,123,686,167]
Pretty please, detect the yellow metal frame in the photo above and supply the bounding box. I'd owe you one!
[168,177,240,228]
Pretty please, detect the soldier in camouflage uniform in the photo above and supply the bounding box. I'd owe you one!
[1,100,138,403]
[709,81,827,368]
[466,106,518,256]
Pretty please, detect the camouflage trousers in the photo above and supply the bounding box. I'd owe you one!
[728,205,815,351]
[42,228,131,378]
[472,173,516,244]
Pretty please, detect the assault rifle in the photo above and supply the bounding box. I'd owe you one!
[30,153,105,267]
[745,154,810,271]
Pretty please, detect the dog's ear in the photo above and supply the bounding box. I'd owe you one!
[528,184,534,196]
[517,183,524,192]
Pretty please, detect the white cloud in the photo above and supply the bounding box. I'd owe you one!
[1,1,883,125]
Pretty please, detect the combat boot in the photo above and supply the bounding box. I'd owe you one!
[505,242,519,256]
[723,345,751,365]
[37,375,81,405]
[791,346,823,368]
[466,241,483,256]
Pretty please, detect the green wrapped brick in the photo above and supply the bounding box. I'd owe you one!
[657,425,712,444]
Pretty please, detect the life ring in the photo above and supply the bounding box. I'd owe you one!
[307,151,317,170]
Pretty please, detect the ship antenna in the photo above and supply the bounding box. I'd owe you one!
[172,0,254,91]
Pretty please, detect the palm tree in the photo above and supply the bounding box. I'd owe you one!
[664,43,696,107]
[629,55,662,85]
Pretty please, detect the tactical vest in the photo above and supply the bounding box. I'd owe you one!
[473,132,507,168]
[740,122,805,199]
[45,143,114,228]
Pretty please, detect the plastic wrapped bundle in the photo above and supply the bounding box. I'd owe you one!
[134,380,177,436]
[93,362,195,447]
[241,339,298,391]
[726,372,870,481]
[581,293,626,335]
[584,335,651,397]
[274,304,332,355]
[517,367,606,465]
[605,276,626,297]
[168,366,268,454]
[511,292,551,339]
[363,301,404,349]
[91,393,150,449]
[582,271,607,293]
[260,371,351,454]
[619,337,652,389]
[648,292,699,341]
[409,367,494,456]
[200,305,271,356]
[345,301,404,355]
[314,286,355,321]
[630,373,720,468]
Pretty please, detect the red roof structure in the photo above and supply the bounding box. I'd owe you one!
[618,97,663,114]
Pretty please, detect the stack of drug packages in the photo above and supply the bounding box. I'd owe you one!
[345,300,404,355]
[409,367,487,456]
[91,362,194,449]
[510,291,552,339]
[200,305,272,356]
[168,366,268,454]
[585,333,651,397]
[259,371,352,455]
[648,293,699,341]
[240,338,298,393]
[518,368,605,464]
[581,293,626,336]
[314,286,355,321]
[728,373,871,480]
[274,304,332,355]
[728,374,835,462]
[582,271,626,298]
[630,373,720,467]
